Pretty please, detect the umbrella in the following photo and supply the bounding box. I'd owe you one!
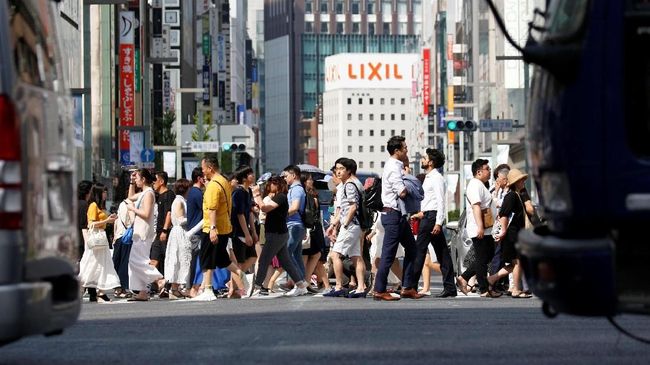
[297,164,325,175]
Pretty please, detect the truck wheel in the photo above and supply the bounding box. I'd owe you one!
[542,301,558,318]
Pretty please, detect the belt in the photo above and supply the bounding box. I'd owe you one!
[381,207,400,213]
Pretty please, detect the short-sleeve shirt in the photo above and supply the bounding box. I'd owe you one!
[87,202,108,230]
[156,190,175,234]
[265,193,289,234]
[499,190,525,237]
[231,186,252,236]
[341,179,363,226]
[465,178,493,238]
[202,174,233,235]
[287,182,306,226]
[186,186,203,230]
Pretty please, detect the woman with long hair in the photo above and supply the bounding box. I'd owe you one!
[126,169,166,301]
[112,171,137,298]
[164,178,193,299]
[78,183,120,302]
[300,172,326,293]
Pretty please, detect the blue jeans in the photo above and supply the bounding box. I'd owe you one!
[286,223,306,280]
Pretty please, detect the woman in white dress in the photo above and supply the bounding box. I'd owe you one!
[78,184,121,302]
[164,179,193,299]
[126,169,165,301]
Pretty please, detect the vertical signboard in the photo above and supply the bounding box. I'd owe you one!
[162,71,171,111]
[245,40,253,109]
[119,11,135,165]
[422,48,431,116]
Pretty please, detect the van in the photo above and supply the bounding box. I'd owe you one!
[0,0,80,344]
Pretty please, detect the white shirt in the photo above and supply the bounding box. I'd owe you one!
[381,157,406,210]
[465,178,493,238]
[421,168,446,225]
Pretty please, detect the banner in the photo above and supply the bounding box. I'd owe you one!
[423,48,430,115]
[119,11,135,164]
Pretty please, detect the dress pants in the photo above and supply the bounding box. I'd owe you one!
[412,211,455,292]
[373,210,417,293]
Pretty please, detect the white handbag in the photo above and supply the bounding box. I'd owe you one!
[86,227,109,250]
[301,228,312,249]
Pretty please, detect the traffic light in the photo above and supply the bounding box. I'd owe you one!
[222,143,246,152]
[446,120,477,132]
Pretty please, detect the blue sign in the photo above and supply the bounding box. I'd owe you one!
[120,150,131,165]
[141,148,155,163]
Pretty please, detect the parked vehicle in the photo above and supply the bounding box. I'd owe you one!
[0,0,80,345]
[486,0,650,317]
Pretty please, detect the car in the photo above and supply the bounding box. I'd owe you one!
[0,0,80,345]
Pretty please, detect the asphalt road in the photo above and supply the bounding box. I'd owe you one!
[2,286,650,364]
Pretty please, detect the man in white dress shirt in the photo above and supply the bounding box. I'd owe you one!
[411,148,457,297]
[373,136,423,301]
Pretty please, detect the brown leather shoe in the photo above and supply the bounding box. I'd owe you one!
[373,291,400,301]
[400,288,425,299]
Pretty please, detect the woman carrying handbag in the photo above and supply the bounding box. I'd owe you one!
[78,183,121,302]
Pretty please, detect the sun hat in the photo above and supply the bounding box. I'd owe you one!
[507,168,528,187]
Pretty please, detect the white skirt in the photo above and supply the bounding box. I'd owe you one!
[128,238,162,291]
[78,245,121,291]
[164,226,192,284]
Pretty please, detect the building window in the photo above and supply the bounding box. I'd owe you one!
[347,98,352,104]
[401,114,405,120]
[383,22,390,34]
[370,129,374,136]
[358,113,363,120]
[306,1,313,13]
[358,98,363,104]
[381,145,386,152]
[359,146,363,152]
[401,98,405,105]
[305,22,314,32]
[391,129,395,136]
[397,0,407,15]
[352,22,360,33]
[347,129,352,136]
[380,98,385,105]
[321,22,329,32]
[351,0,360,14]
[367,1,375,14]
[381,130,385,136]
[320,0,328,13]
[337,22,344,33]
[336,0,344,14]
[369,22,376,35]
[359,130,363,136]
[370,145,375,152]
[369,114,374,121]
[359,161,364,168]
[382,0,392,14]
[347,113,352,121]
[370,161,375,168]
[348,145,352,152]
[390,98,395,105]
[380,114,385,121]
[381,161,385,168]
[369,98,374,105]
[401,129,405,136]
[391,114,395,120]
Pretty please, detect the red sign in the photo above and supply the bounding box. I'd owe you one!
[119,11,135,153]
[423,48,431,116]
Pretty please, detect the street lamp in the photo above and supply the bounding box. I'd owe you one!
[174,88,207,179]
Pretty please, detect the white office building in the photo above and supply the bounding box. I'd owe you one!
[321,53,423,174]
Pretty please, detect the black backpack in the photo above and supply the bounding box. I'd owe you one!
[344,182,375,231]
[364,177,383,211]
[302,194,318,229]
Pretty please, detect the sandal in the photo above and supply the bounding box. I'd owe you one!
[511,291,533,298]
[480,289,503,298]
[456,277,469,296]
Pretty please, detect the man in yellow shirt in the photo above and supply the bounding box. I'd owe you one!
[192,154,249,301]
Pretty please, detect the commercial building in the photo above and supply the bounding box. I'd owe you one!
[321,53,424,174]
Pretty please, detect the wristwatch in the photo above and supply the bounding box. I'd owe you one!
[210,225,216,230]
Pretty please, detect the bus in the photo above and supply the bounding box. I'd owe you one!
[487,0,650,317]
[0,0,80,345]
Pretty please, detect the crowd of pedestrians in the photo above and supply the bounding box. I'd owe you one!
[77,136,538,302]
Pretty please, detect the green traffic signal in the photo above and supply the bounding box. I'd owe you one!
[447,120,457,131]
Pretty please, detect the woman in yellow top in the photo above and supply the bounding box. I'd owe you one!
[78,184,121,302]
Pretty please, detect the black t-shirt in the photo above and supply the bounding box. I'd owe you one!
[499,190,525,236]
[156,189,175,234]
[78,199,88,230]
[231,186,252,236]
[265,193,288,234]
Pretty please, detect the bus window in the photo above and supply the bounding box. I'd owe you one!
[545,0,590,41]
[624,1,650,157]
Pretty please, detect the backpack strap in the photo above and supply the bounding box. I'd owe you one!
[213,176,231,216]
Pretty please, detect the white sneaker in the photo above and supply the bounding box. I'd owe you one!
[191,289,217,301]
[285,285,308,297]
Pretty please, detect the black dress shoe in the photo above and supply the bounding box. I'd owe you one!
[436,290,458,298]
